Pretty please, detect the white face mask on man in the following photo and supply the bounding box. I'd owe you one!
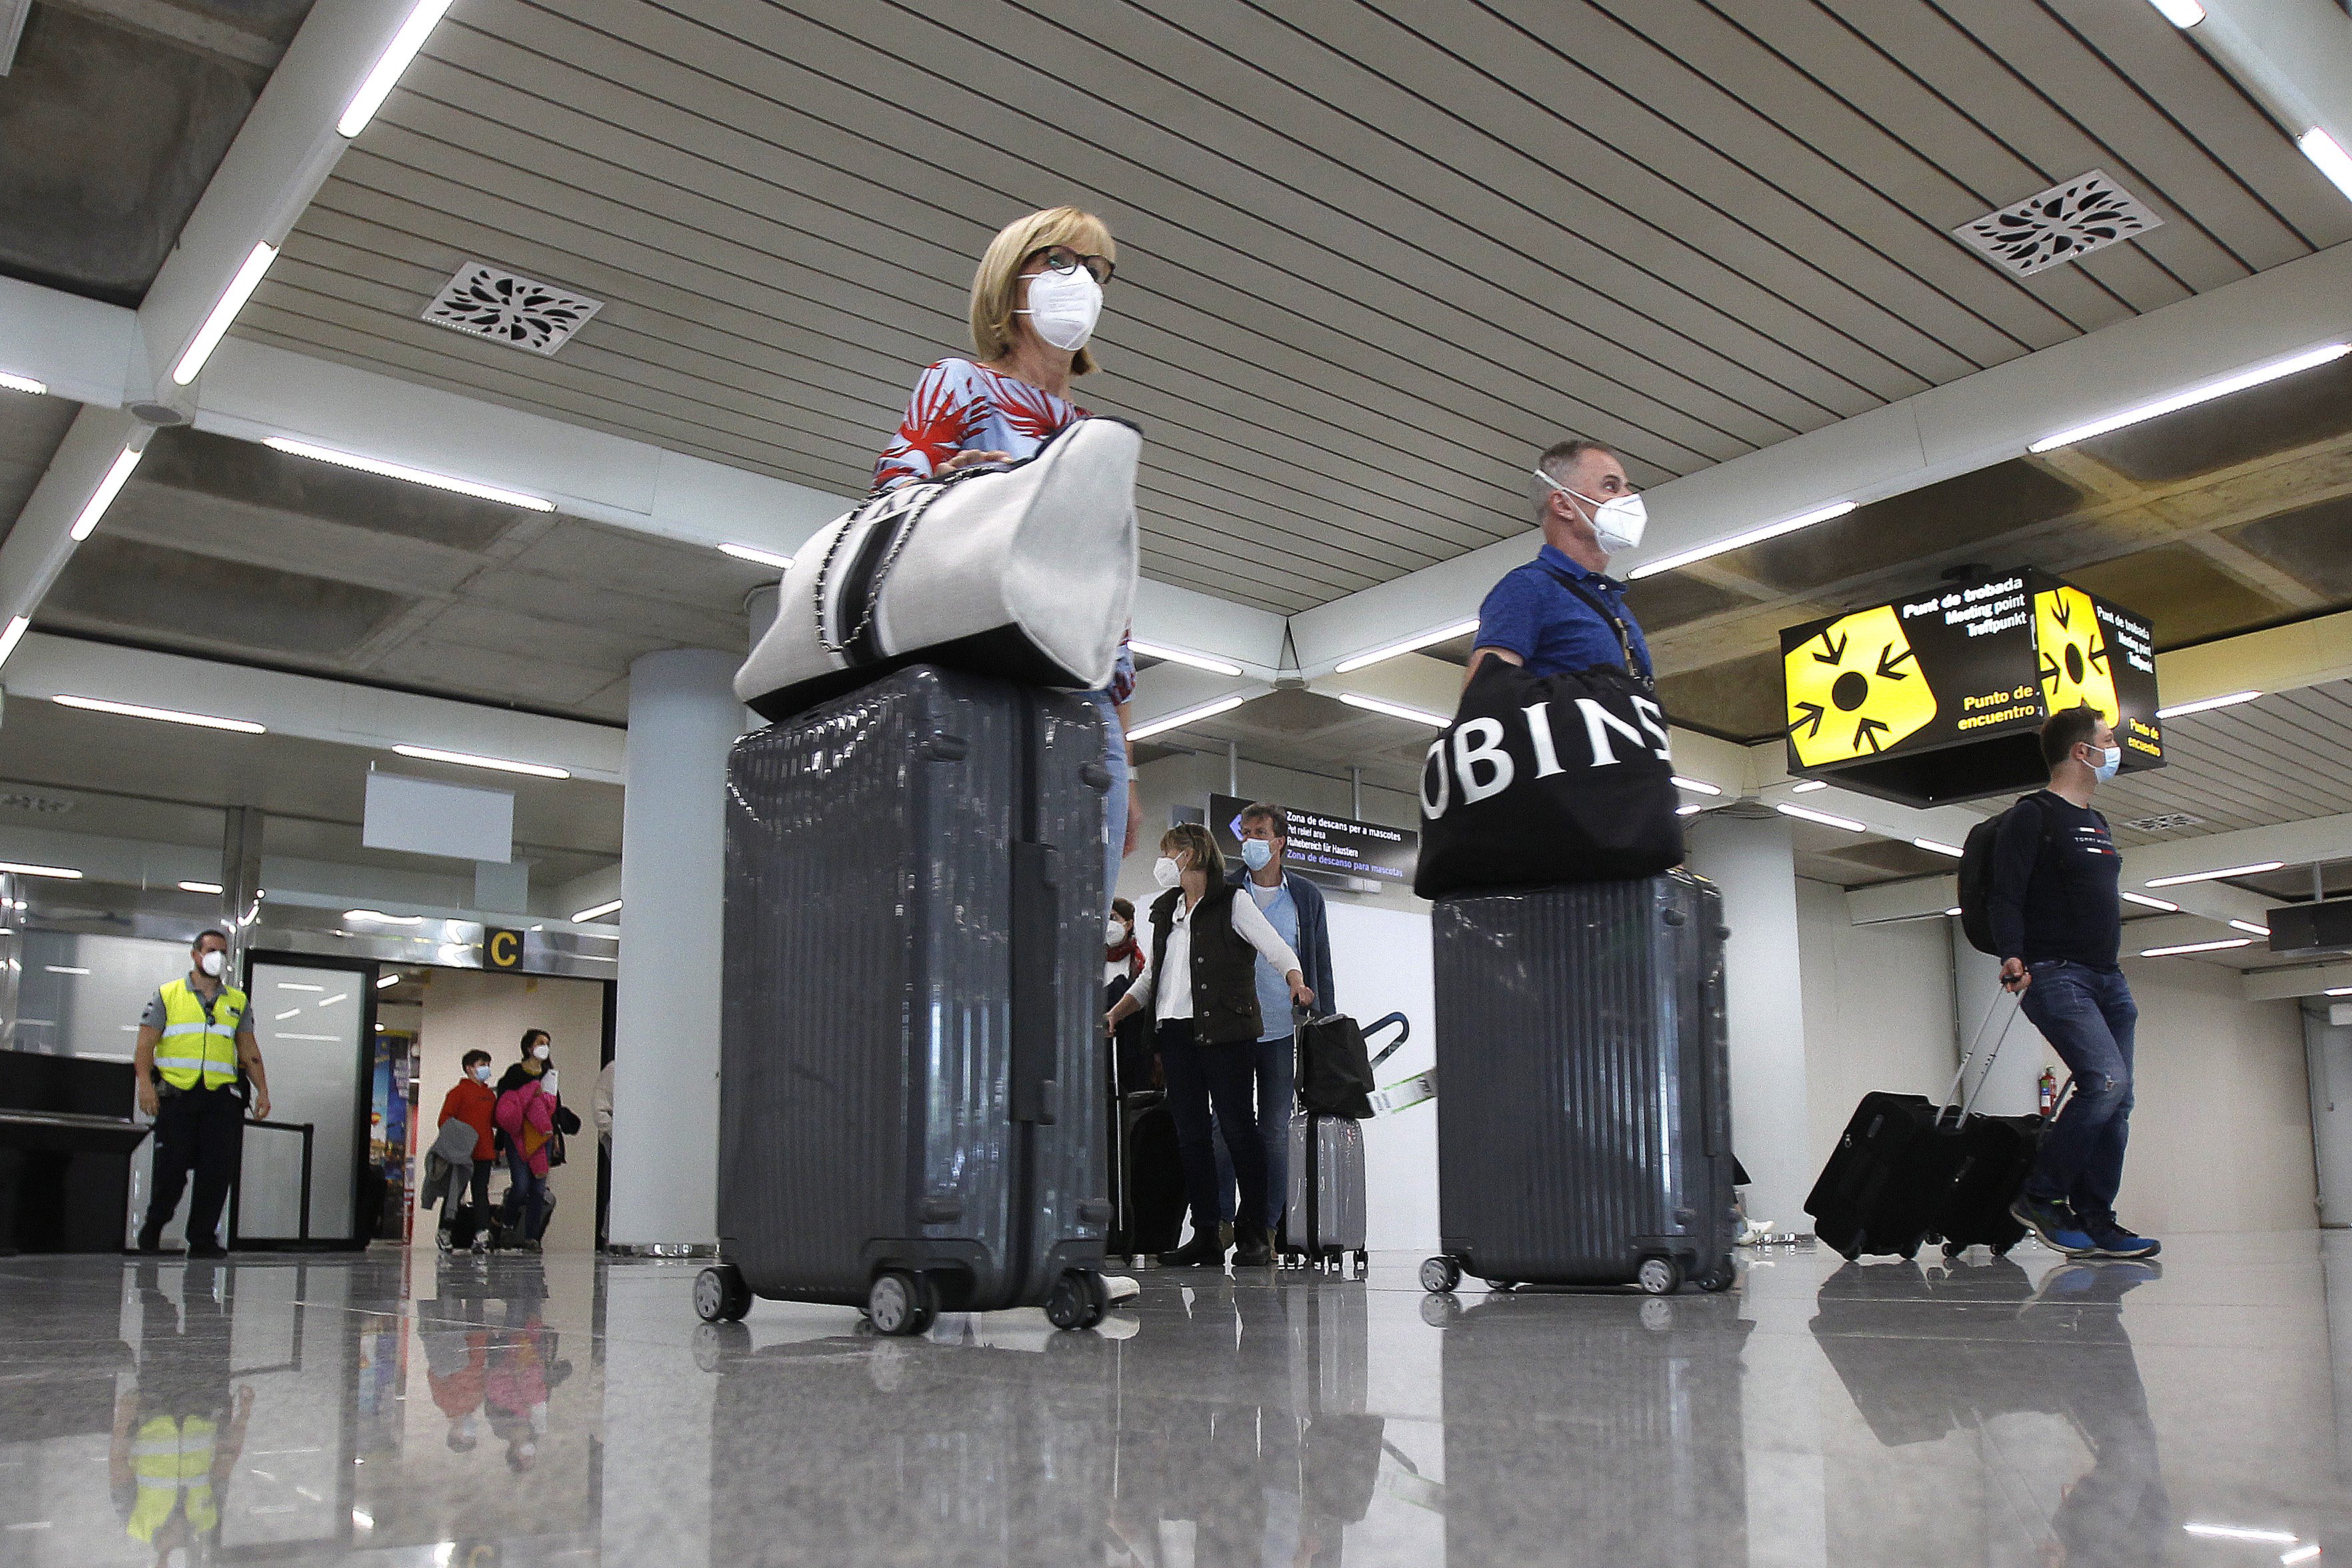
[1534,469,1647,555]
[1016,267,1103,352]
[197,949,226,979]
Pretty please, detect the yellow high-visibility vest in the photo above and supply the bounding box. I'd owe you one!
[126,1412,218,1541]
[153,979,245,1091]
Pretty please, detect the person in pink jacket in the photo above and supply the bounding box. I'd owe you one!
[493,1031,560,1250]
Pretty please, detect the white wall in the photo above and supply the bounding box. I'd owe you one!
[1795,883,1961,1188]
[1326,900,1439,1251]
[413,969,606,1252]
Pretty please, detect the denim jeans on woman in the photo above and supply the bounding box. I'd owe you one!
[2019,959,2139,1225]
[501,1148,551,1242]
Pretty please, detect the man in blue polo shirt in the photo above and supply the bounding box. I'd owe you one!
[1466,439,1653,686]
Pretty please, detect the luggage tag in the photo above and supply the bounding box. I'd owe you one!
[1368,1069,1435,1117]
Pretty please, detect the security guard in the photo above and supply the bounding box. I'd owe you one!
[133,929,271,1257]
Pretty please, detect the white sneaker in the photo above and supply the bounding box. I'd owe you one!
[1737,1217,1775,1247]
[1103,1274,1141,1306]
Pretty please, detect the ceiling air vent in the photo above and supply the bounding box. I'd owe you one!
[423,263,603,355]
[1954,171,2162,277]
[2121,811,2205,833]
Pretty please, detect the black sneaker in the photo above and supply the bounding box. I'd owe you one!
[1159,1235,1227,1269]
[1231,1227,1274,1268]
[135,1223,163,1256]
[186,1239,228,1261]
[2009,1194,2095,1255]
[2081,1218,2161,1259]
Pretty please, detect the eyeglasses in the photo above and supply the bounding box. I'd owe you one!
[1025,245,1115,286]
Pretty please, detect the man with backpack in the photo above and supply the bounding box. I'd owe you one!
[1985,705,2159,1261]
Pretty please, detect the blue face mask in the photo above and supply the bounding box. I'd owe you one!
[1240,838,1275,871]
[2086,743,2121,783]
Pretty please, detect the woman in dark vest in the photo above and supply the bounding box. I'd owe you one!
[1107,823,1313,1269]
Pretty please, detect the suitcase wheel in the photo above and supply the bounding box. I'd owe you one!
[694,1264,751,1324]
[1693,1263,1735,1293]
[1419,1256,1462,1294]
[1482,1279,1519,1293]
[1046,1269,1109,1331]
[1637,1256,1682,1297]
[691,1320,751,1372]
[865,1270,939,1337]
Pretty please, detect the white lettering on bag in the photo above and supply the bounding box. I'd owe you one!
[1453,718,1515,804]
[1630,694,1672,761]
[1575,699,1649,767]
[1521,703,1566,779]
[1419,737,1451,819]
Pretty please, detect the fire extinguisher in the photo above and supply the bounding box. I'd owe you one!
[2039,1067,2058,1116]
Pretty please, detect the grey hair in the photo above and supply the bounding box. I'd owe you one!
[1529,439,1617,524]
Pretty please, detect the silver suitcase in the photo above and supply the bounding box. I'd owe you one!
[1281,1012,1408,1275]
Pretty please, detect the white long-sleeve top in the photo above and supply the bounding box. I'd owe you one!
[1128,889,1304,1025]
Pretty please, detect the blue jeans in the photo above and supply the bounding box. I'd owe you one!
[2020,961,2139,1224]
[1215,1034,1296,1231]
[1084,689,1128,913]
[501,1148,550,1241]
[1159,1021,1267,1242]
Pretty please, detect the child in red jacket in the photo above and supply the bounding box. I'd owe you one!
[436,1050,497,1247]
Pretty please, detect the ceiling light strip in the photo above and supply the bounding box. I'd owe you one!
[2141,939,2254,957]
[1671,775,1723,796]
[2121,892,2179,912]
[264,437,553,511]
[179,881,223,895]
[391,743,569,779]
[2156,690,2260,719]
[0,860,83,880]
[1125,694,1251,741]
[717,542,794,571]
[1627,502,1857,581]
[1789,779,1828,793]
[1129,639,1245,677]
[2143,0,2204,25]
[1335,692,1451,727]
[2230,919,2273,937]
[53,694,265,734]
[571,899,622,922]
[1776,802,1867,833]
[0,371,46,396]
[0,616,29,672]
[2029,344,2351,452]
[2145,860,2285,889]
[171,241,277,386]
[2302,129,2352,205]
[71,446,144,541]
[1913,839,1965,857]
[1332,619,1480,675]
[338,0,457,137]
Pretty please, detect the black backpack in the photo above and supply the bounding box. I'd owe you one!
[1956,795,2053,956]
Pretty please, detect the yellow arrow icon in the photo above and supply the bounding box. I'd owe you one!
[2034,585,2117,724]
[1785,604,1939,766]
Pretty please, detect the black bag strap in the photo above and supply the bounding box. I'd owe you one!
[1536,561,1650,683]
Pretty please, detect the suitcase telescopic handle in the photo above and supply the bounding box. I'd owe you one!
[1937,992,2023,1128]
[1363,1011,1411,1071]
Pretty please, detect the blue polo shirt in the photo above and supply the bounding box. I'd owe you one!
[1471,544,1653,681]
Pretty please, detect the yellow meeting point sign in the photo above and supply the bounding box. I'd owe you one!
[2033,584,2119,724]
[1783,604,1940,767]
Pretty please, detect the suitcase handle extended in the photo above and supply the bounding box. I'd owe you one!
[1935,992,2023,1129]
[1363,1011,1411,1071]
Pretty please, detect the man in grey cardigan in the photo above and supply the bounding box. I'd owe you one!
[1228,801,1339,1242]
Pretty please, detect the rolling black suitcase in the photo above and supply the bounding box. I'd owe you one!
[697,665,1114,1335]
[1421,874,1737,1297]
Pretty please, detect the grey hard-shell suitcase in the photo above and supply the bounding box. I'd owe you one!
[697,665,1115,1335]
[1421,874,1737,1297]
[1281,1011,1407,1275]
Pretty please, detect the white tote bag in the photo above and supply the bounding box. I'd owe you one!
[735,417,1141,719]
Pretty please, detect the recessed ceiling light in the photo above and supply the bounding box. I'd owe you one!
[2281,1545,2321,1566]
[1129,639,1245,677]
[1913,839,1965,857]
[2229,919,2272,937]
[338,0,456,137]
[2301,128,2352,205]
[1671,776,1723,796]
[0,371,47,396]
[0,861,82,880]
[1945,907,1963,917]
[54,694,265,734]
[265,437,553,511]
[2121,892,2179,911]
[1333,619,1481,675]
[2183,1524,2299,1545]
[2327,987,2352,997]
[391,743,569,779]
[2030,344,2351,452]
[1335,693,1451,727]
[45,965,89,975]
[0,615,29,671]
[179,881,223,895]
[71,446,144,541]
[1790,780,1828,793]
[1125,694,1251,740]
[1777,802,1866,832]
[2157,690,2260,719]
[2146,861,2285,888]
[1627,502,1855,581]
[171,241,277,386]
[718,542,794,571]
[376,972,401,988]
[571,898,622,922]
[2141,938,2254,957]
[344,909,425,925]
[1675,803,1703,817]
[2142,0,2203,24]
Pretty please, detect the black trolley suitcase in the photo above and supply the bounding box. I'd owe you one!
[696,665,1115,1335]
[1420,874,1737,1297]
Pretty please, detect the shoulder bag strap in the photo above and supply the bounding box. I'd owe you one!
[1537,563,1649,683]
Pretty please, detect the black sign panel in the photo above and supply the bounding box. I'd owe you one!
[483,926,526,971]
[1208,793,1418,889]
[1780,570,2162,807]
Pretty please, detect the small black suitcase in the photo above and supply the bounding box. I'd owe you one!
[1421,875,1736,1297]
[699,665,1114,1334]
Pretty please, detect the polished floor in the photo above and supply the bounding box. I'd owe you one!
[1,1234,2348,1565]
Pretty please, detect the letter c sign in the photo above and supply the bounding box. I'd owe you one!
[485,927,525,971]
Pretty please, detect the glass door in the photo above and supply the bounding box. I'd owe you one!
[238,959,373,1244]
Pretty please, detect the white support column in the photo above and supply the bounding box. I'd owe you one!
[607,649,741,1249]
[1685,812,1813,1229]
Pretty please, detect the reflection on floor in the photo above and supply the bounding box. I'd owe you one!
[0,1235,2347,1564]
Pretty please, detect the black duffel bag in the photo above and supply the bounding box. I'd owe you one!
[1297,1011,1411,1120]
[1413,657,1685,899]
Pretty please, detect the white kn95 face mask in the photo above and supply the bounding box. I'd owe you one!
[1535,469,1647,555]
